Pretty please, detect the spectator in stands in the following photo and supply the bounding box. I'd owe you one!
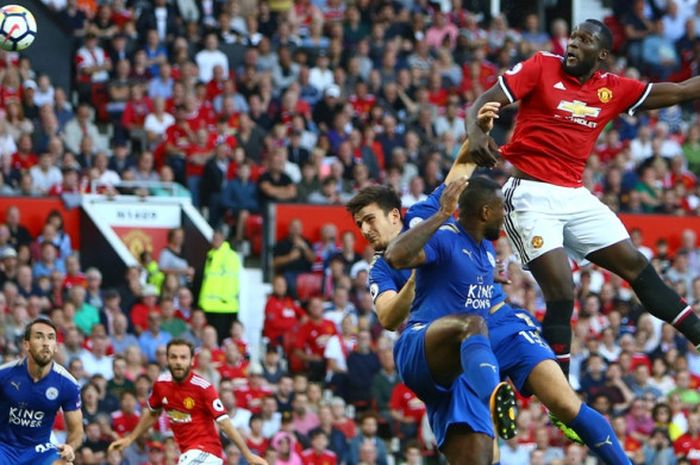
[30,152,62,195]
[371,348,399,427]
[273,219,316,295]
[347,413,387,465]
[158,227,194,286]
[295,296,337,382]
[223,162,260,245]
[138,310,171,363]
[344,330,379,409]
[263,274,305,347]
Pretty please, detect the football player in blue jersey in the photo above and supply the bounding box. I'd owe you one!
[0,318,84,465]
[384,177,635,465]
[347,104,518,465]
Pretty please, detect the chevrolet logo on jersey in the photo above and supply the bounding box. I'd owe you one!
[556,100,601,128]
[557,100,601,118]
[166,409,192,423]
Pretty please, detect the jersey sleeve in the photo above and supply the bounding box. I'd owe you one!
[405,184,446,229]
[618,78,653,116]
[203,384,229,422]
[499,52,546,103]
[369,257,401,302]
[147,382,162,411]
[422,224,455,266]
[61,379,82,412]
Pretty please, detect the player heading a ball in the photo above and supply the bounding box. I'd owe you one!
[0,5,37,52]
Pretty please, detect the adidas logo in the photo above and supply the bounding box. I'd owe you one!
[553,81,566,90]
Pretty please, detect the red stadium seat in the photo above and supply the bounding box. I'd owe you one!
[244,214,263,255]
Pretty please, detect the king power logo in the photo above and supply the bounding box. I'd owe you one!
[556,100,601,128]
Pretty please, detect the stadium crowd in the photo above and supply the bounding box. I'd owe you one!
[0,0,699,464]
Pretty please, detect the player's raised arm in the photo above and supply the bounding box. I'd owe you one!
[218,417,268,465]
[384,176,469,269]
[639,77,700,110]
[58,409,84,462]
[445,102,501,184]
[108,407,159,452]
[466,86,511,169]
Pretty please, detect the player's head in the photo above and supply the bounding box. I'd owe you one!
[166,338,195,381]
[564,19,612,77]
[458,176,504,241]
[23,317,58,367]
[346,185,403,251]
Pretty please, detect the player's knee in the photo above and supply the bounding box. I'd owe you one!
[455,314,488,340]
[542,302,574,324]
[621,251,649,282]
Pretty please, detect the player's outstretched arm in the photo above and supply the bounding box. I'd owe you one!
[218,417,268,465]
[58,409,84,463]
[385,176,469,269]
[445,102,501,184]
[641,77,700,110]
[108,408,158,452]
[466,86,511,169]
[374,270,415,331]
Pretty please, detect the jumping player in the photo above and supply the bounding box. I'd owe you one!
[109,338,267,465]
[0,318,84,465]
[385,177,635,465]
[467,19,700,378]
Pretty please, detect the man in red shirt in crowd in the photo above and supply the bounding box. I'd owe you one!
[301,430,337,465]
[217,342,249,384]
[109,338,267,465]
[112,391,140,437]
[293,296,337,382]
[236,369,273,415]
[675,412,700,465]
[389,383,426,441]
[263,275,306,347]
[468,19,700,381]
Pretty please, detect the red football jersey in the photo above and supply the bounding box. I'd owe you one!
[111,410,140,437]
[147,371,228,457]
[389,383,426,424]
[499,52,650,187]
[674,433,700,465]
[301,449,338,465]
[296,319,337,357]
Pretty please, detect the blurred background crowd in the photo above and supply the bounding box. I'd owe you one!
[0,0,700,464]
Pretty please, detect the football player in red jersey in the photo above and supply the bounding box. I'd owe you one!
[467,19,700,382]
[108,339,267,465]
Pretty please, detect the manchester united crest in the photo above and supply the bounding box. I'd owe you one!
[597,87,612,103]
[183,397,195,409]
[531,236,544,249]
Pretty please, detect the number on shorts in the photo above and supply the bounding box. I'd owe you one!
[518,330,549,348]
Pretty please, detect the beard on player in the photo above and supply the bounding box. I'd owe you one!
[168,360,192,381]
[29,345,54,367]
[484,224,501,242]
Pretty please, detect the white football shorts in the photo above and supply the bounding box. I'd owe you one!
[501,177,630,268]
[178,449,224,465]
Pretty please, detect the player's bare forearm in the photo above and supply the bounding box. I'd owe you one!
[64,410,85,450]
[218,417,261,463]
[384,210,450,269]
[127,408,158,443]
[642,77,700,109]
[467,87,510,140]
[375,273,415,330]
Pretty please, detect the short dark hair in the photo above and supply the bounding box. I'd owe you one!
[584,19,613,51]
[166,338,195,357]
[458,176,501,217]
[24,317,57,341]
[346,185,402,218]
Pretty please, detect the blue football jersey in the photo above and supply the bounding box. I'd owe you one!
[0,359,81,448]
[409,221,506,325]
